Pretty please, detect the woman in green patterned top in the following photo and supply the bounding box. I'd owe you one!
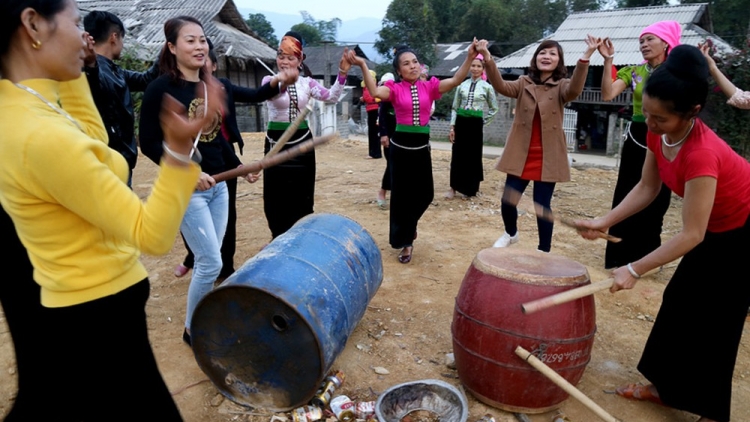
[447,53,498,198]
[596,21,682,269]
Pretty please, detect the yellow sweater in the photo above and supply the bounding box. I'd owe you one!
[0,75,200,307]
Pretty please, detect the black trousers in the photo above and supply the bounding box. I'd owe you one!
[638,217,750,422]
[183,176,237,277]
[450,115,484,196]
[389,131,433,248]
[263,128,316,238]
[367,109,381,158]
[501,174,556,252]
[605,121,671,268]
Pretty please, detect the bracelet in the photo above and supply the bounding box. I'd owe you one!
[163,142,201,164]
[338,67,347,74]
[579,58,590,63]
[604,54,615,59]
[626,263,641,279]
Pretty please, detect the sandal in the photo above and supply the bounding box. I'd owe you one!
[615,383,663,405]
[174,264,190,278]
[377,199,387,209]
[398,246,413,264]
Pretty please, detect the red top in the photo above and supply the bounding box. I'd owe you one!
[647,118,750,232]
[521,108,543,181]
[363,89,380,112]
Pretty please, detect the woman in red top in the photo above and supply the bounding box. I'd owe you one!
[578,45,750,422]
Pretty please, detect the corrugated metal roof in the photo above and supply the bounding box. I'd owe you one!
[77,0,277,63]
[302,45,377,80]
[431,41,507,77]
[495,4,736,68]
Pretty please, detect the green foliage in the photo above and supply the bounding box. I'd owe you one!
[681,0,750,49]
[246,13,279,47]
[375,0,439,67]
[616,0,668,7]
[115,47,150,136]
[291,11,341,46]
[703,46,750,156]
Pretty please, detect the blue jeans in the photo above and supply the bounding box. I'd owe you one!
[181,182,229,329]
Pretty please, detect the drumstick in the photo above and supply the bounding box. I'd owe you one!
[212,133,335,183]
[521,278,614,314]
[503,186,621,243]
[266,101,315,158]
[514,346,622,422]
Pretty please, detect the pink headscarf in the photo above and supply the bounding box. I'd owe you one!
[640,20,682,55]
[472,54,488,81]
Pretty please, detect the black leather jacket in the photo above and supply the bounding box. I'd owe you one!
[85,55,159,169]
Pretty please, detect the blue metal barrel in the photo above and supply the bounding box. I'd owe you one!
[190,213,383,411]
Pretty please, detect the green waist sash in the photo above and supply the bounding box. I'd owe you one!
[395,124,430,134]
[631,115,646,123]
[457,108,483,118]
[267,120,309,131]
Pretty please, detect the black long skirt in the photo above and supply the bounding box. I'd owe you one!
[381,108,396,191]
[605,121,671,268]
[638,217,750,421]
[450,115,484,196]
[263,128,315,238]
[389,131,434,248]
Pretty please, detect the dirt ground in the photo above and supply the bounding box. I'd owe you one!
[1,133,749,422]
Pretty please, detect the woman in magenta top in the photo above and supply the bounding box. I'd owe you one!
[578,45,750,422]
[348,43,478,263]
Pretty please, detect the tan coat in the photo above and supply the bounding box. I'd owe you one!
[495,62,589,182]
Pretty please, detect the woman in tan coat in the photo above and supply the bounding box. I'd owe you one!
[477,37,598,252]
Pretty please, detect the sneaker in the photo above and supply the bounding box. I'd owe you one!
[493,232,519,248]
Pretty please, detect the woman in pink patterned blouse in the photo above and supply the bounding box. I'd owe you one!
[699,41,750,109]
[347,42,478,263]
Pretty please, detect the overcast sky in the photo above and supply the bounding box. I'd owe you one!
[233,0,392,21]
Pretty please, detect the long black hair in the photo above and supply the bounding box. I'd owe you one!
[0,0,68,58]
[528,40,567,84]
[158,15,206,81]
[644,45,709,118]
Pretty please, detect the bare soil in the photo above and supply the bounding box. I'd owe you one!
[1,133,749,422]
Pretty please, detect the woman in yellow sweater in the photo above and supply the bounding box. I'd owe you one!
[0,0,222,419]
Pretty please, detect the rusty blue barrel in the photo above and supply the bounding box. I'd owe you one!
[190,213,383,411]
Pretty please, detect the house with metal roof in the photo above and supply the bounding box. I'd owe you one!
[78,0,278,131]
[494,3,734,155]
[431,41,519,78]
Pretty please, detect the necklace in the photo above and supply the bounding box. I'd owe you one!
[14,83,83,132]
[662,119,695,148]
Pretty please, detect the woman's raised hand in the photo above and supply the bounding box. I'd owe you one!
[467,37,479,60]
[599,37,615,58]
[339,47,353,74]
[698,41,717,69]
[345,49,365,68]
[277,67,300,85]
[475,39,491,57]
[160,75,225,156]
[584,34,602,54]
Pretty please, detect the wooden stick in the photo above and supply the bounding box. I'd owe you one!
[265,101,315,158]
[514,346,622,422]
[212,133,335,183]
[521,278,614,314]
[556,215,621,243]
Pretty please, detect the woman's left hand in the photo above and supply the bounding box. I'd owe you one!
[583,35,601,58]
[610,265,638,293]
[467,37,479,60]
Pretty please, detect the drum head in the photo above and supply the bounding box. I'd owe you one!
[473,248,588,286]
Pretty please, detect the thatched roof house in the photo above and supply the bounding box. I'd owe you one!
[77,0,277,70]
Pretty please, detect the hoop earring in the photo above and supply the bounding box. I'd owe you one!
[32,40,42,49]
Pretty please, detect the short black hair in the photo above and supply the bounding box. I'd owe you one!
[644,45,709,118]
[84,11,125,44]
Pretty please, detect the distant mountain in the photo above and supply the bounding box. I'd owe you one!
[237,8,384,63]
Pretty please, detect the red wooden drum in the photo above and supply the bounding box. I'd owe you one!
[451,248,595,413]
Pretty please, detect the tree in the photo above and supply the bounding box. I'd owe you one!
[376,0,439,67]
[430,0,468,43]
[681,0,750,49]
[703,46,750,156]
[617,0,667,7]
[290,11,341,46]
[246,13,279,47]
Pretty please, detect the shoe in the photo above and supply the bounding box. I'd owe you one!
[174,264,190,278]
[377,199,387,209]
[615,383,663,405]
[493,232,519,248]
[444,189,455,199]
[182,329,192,347]
[398,246,413,264]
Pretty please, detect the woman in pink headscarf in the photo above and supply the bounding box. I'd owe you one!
[446,53,498,199]
[593,20,682,270]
